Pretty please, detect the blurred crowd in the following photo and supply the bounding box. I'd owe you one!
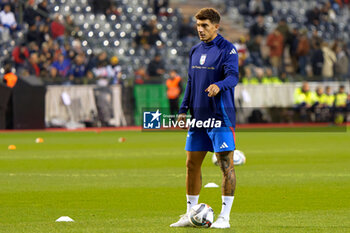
[2,0,180,86]
[1,0,350,87]
[235,0,350,84]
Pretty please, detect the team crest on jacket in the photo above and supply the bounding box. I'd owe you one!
[200,54,207,65]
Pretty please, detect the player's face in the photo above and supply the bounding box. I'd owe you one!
[196,19,219,43]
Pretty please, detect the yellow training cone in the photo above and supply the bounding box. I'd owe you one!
[8,145,16,150]
[35,138,44,143]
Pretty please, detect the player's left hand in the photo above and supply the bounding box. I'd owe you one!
[205,84,220,97]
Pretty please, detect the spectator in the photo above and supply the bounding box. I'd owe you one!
[320,1,336,22]
[334,45,349,81]
[288,28,299,73]
[64,15,80,40]
[23,1,40,26]
[296,29,310,76]
[50,53,71,82]
[25,53,40,77]
[12,43,29,68]
[134,67,149,84]
[96,51,108,67]
[178,17,196,41]
[3,64,17,88]
[311,86,328,122]
[147,53,165,83]
[0,4,18,33]
[51,14,65,45]
[306,7,321,26]
[28,41,40,54]
[266,28,284,73]
[143,18,157,34]
[276,19,290,43]
[148,27,163,47]
[68,54,88,84]
[334,85,348,108]
[247,35,263,67]
[264,67,282,83]
[234,36,249,68]
[166,69,182,115]
[294,82,313,121]
[311,42,324,79]
[26,24,41,46]
[310,29,323,49]
[241,66,254,84]
[324,86,335,107]
[249,15,266,38]
[92,52,109,86]
[255,67,269,84]
[106,56,123,85]
[61,43,75,60]
[249,0,265,16]
[39,24,50,44]
[263,0,273,15]
[51,41,62,61]
[134,29,152,50]
[71,38,83,54]
[39,42,54,77]
[37,0,50,23]
[334,85,348,123]
[321,42,337,80]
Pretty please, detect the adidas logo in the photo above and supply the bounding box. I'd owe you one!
[229,48,237,55]
[223,202,226,206]
[187,201,191,204]
[220,142,229,149]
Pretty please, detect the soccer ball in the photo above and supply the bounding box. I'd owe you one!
[211,150,246,166]
[233,150,246,165]
[188,203,214,228]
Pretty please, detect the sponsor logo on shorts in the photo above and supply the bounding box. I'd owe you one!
[219,142,229,149]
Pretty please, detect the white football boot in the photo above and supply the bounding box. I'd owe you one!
[210,215,230,229]
[170,213,192,227]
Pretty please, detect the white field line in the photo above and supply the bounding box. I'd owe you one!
[0,172,349,178]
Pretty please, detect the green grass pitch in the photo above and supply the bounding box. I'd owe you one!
[0,128,349,232]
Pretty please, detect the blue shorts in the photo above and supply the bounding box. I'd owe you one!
[185,127,236,153]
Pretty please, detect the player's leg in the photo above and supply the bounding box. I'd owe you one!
[216,151,236,196]
[207,127,236,228]
[170,151,207,227]
[171,128,212,227]
[186,151,207,208]
[211,151,235,228]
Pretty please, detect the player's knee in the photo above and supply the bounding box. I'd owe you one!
[186,158,200,173]
[217,154,234,175]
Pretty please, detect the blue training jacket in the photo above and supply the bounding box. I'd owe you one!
[179,34,239,127]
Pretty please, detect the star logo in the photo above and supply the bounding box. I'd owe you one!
[150,109,161,122]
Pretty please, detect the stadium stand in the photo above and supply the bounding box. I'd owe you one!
[223,0,350,82]
[1,0,349,84]
[0,0,196,85]
[0,0,349,128]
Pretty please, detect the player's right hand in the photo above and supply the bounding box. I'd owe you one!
[177,113,187,129]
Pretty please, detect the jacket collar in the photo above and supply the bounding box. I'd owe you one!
[202,33,222,47]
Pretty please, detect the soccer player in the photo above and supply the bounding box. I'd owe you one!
[170,8,239,229]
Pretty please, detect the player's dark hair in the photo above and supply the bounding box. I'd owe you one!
[195,8,221,24]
